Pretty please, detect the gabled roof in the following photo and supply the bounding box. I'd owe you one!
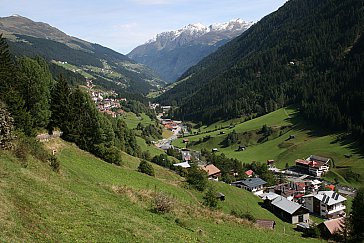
[256,219,275,229]
[314,191,346,206]
[173,162,191,168]
[245,170,254,176]
[260,192,280,201]
[321,217,344,235]
[236,178,267,188]
[309,155,330,163]
[201,164,221,176]
[271,196,303,215]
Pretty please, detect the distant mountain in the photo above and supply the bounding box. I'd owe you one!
[157,0,364,137]
[0,15,166,94]
[128,19,253,82]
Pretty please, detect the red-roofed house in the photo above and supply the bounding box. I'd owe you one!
[325,184,335,191]
[201,164,221,181]
[295,155,330,177]
[318,217,345,239]
[245,170,254,177]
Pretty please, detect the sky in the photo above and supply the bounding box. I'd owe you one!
[0,0,287,54]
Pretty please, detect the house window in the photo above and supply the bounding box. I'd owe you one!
[299,215,304,222]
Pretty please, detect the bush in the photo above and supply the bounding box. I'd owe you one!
[94,144,122,165]
[48,154,60,172]
[138,160,155,176]
[186,165,208,191]
[230,210,256,222]
[152,193,173,214]
[203,186,218,208]
[302,225,320,238]
[13,133,49,166]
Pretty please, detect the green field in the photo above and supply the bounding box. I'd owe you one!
[0,138,319,242]
[123,112,155,130]
[52,60,94,79]
[173,108,364,187]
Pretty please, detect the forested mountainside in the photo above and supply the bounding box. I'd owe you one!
[128,19,252,82]
[157,0,364,137]
[0,15,165,94]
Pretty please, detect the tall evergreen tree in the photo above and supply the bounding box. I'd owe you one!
[49,74,71,133]
[350,187,364,242]
[0,35,33,134]
[17,56,53,129]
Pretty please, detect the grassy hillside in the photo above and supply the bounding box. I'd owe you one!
[173,108,364,187]
[123,112,155,130]
[0,138,319,242]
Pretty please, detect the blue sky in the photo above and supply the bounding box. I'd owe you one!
[0,0,287,54]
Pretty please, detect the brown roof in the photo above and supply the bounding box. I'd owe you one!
[202,164,221,176]
[322,217,344,235]
[256,219,275,230]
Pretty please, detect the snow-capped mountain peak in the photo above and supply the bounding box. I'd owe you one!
[128,18,253,82]
[145,19,253,48]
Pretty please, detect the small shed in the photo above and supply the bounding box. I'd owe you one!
[183,138,189,143]
[212,148,218,152]
[267,160,275,166]
[238,145,246,151]
[255,219,275,230]
[216,192,225,201]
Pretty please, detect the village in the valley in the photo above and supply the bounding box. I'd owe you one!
[146,101,356,236]
[83,82,355,236]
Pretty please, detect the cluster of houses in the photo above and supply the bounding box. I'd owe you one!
[149,102,172,114]
[226,157,348,239]
[295,155,331,177]
[169,139,348,237]
[161,119,181,132]
[86,79,126,118]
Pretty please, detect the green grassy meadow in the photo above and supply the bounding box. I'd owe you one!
[173,108,364,187]
[0,138,319,242]
[122,112,155,130]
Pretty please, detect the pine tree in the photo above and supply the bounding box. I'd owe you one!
[0,35,33,134]
[17,56,53,128]
[350,187,364,241]
[49,74,71,133]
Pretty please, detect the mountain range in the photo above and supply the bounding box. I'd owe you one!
[128,19,253,82]
[157,0,364,137]
[0,15,166,94]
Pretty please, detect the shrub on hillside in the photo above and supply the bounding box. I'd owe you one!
[186,165,208,191]
[138,160,155,176]
[0,102,15,150]
[48,154,60,172]
[152,192,173,214]
[203,186,218,209]
[94,144,123,165]
[14,133,49,166]
[230,210,256,222]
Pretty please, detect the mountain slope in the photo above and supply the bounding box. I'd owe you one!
[157,0,364,136]
[0,15,166,94]
[128,19,252,82]
[0,139,317,242]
